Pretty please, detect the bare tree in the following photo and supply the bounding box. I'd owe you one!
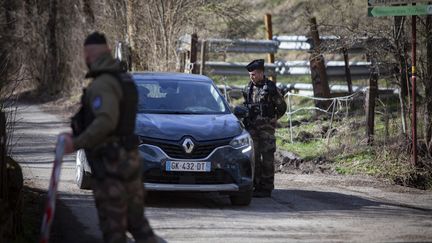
[419,15,432,155]
[126,0,250,71]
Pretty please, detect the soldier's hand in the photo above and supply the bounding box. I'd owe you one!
[59,132,75,154]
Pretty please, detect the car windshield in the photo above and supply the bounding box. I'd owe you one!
[135,78,230,114]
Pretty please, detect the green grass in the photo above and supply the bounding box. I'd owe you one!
[276,127,327,160]
[333,150,377,175]
[280,140,326,160]
[276,117,421,182]
[274,95,432,189]
[332,146,420,186]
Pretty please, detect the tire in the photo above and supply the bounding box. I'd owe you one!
[76,150,91,189]
[230,189,252,206]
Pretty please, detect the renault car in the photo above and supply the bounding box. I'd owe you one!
[75,72,254,205]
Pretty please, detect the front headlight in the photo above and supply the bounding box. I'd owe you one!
[230,132,252,152]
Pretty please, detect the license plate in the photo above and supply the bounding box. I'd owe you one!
[165,161,211,172]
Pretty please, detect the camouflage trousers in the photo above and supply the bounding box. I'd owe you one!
[249,128,276,192]
[91,148,156,243]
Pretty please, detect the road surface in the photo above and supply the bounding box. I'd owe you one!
[10,103,432,242]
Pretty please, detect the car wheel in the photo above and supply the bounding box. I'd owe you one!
[229,189,252,206]
[76,150,91,189]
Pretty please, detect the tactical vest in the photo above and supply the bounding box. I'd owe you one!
[71,71,138,149]
[243,79,276,119]
[111,72,138,138]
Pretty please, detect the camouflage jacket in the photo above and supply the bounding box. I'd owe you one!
[72,52,124,150]
[242,77,287,131]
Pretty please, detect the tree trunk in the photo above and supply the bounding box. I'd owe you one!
[0,112,7,202]
[425,15,432,153]
[126,0,135,71]
[366,58,378,145]
[394,16,409,98]
[45,0,59,96]
[394,16,408,136]
[309,17,331,111]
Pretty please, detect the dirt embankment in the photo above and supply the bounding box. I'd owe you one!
[274,149,334,175]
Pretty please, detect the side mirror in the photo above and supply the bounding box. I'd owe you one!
[233,106,249,119]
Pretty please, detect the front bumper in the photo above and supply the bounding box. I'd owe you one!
[144,183,239,192]
[139,143,254,192]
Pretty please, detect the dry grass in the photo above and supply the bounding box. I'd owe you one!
[276,103,432,190]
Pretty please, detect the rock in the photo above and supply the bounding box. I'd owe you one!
[274,149,335,175]
[275,149,301,162]
[274,149,302,173]
[296,131,315,143]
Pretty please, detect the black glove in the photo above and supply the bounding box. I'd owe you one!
[266,83,277,96]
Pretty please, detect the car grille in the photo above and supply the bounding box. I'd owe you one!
[140,136,233,159]
[144,168,235,184]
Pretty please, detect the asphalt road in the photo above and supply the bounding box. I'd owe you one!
[10,103,432,243]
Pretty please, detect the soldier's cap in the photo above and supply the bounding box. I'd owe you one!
[246,59,265,72]
[84,32,107,46]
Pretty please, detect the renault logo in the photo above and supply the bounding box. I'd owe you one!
[182,138,194,154]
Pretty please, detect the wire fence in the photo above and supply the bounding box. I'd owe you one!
[285,91,365,144]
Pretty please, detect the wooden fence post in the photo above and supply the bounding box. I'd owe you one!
[343,48,353,94]
[264,13,276,82]
[190,33,198,74]
[309,17,331,110]
[200,40,207,75]
[366,57,378,145]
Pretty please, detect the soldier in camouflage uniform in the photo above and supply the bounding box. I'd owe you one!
[242,59,287,198]
[59,32,158,243]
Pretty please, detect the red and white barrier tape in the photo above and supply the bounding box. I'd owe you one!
[40,135,65,243]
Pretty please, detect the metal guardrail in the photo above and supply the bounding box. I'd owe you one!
[276,60,372,80]
[205,39,279,54]
[177,34,394,80]
[273,35,389,54]
[197,61,277,76]
[273,35,310,50]
[177,35,279,54]
[200,61,380,81]
[178,34,387,54]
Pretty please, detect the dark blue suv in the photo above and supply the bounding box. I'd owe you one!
[75,72,254,205]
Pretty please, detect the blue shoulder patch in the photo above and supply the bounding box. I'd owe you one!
[92,96,102,110]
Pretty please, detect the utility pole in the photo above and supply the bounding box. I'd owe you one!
[264,14,276,82]
[411,15,417,165]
